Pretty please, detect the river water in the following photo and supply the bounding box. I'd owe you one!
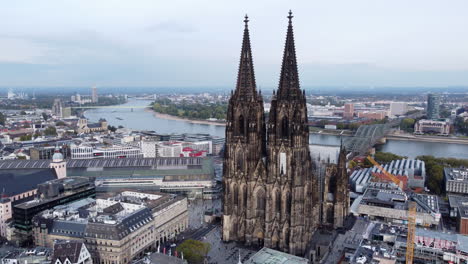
[85,99,468,159]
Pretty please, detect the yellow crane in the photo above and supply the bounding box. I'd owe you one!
[366,156,416,264]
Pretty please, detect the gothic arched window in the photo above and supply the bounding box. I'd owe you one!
[238,115,245,136]
[233,184,239,207]
[275,189,281,214]
[284,192,291,215]
[243,185,248,209]
[236,152,243,171]
[281,117,289,139]
[256,188,266,216]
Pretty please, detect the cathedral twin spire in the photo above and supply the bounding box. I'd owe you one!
[234,11,301,100]
[277,10,302,99]
[234,15,258,101]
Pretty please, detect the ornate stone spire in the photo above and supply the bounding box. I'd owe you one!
[277,10,301,99]
[234,14,257,101]
[338,137,347,169]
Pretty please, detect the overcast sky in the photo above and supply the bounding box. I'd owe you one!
[1,0,468,89]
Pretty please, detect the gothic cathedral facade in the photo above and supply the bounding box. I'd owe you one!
[223,12,348,256]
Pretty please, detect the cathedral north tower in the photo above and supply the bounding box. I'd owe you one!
[223,15,267,244]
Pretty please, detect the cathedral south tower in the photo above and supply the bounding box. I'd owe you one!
[264,11,319,255]
[223,15,267,244]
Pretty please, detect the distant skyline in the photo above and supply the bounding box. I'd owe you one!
[1,0,468,89]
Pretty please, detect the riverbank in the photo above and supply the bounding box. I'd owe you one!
[386,134,468,145]
[145,108,226,126]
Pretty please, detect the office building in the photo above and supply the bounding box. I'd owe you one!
[343,103,354,119]
[52,99,63,118]
[427,93,440,120]
[389,102,408,117]
[0,247,52,264]
[70,143,143,159]
[13,177,95,244]
[414,119,450,135]
[445,167,468,194]
[357,111,386,120]
[91,86,98,103]
[448,195,468,235]
[351,183,440,227]
[30,145,70,160]
[0,197,12,238]
[33,191,188,264]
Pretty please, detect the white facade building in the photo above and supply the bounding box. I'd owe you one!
[71,144,143,159]
[0,198,12,238]
[414,119,450,135]
[390,102,408,117]
[140,140,213,158]
[140,141,158,158]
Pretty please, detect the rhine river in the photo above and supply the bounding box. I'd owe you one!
[85,99,468,159]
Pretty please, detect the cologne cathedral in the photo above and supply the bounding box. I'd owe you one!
[222,12,349,256]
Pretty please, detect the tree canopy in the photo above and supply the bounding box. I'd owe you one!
[416,155,468,195]
[400,118,415,133]
[43,126,57,136]
[152,99,227,120]
[374,151,407,164]
[176,239,210,264]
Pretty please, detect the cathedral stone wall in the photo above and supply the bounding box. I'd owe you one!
[222,12,349,257]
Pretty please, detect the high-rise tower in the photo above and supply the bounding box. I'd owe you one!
[223,15,267,244]
[427,93,440,120]
[91,86,98,103]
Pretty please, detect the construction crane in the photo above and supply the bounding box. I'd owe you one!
[366,155,416,264]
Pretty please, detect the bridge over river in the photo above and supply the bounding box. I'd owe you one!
[344,124,392,156]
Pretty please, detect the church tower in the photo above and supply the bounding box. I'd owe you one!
[264,11,319,255]
[49,146,67,179]
[223,15,267,244]
[332,144,350,228]
[321,143,350,228]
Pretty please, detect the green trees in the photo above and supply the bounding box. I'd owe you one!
[416,155,468,195]
[43,126,57,136]
[454,117,468,136]
[152,99,227,120]
[374,152,407,164]
[42,112,49,121]
[19,134,32,141]
[176,239,211,264]
[400,118,415,133]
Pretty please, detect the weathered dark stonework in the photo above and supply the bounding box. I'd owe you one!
[223,12,349,257]
[321,145,350,229]
[223,15,267,245]
[263,11,318,256]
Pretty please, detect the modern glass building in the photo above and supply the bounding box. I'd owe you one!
[427,93,440,120]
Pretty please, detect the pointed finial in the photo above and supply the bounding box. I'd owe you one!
[244,14,249,27]
[288,10,293,22]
